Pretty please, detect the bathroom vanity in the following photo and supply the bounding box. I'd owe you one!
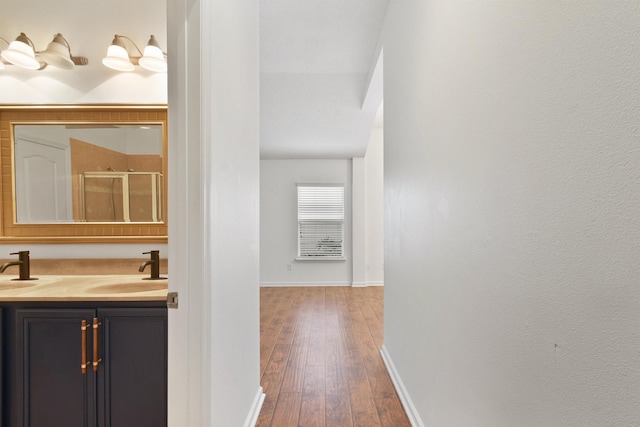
[0,103,171,426]
[0,275,168,427]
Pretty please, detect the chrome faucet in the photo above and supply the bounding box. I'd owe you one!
[139,250,163,280]
[0,251,35,280]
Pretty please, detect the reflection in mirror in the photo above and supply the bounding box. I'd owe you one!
[14,125,163,223]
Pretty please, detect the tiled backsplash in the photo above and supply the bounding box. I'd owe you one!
[0,258,168,276]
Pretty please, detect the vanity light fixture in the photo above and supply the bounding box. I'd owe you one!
[102,34,167,73]
[0,33,87,70]
[38,33,88,70]
[1,33,42,70]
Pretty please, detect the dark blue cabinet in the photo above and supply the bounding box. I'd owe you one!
[16,308,98,427]
[0,308,3,426]
[1,301,167,427]
[98,308,167,427]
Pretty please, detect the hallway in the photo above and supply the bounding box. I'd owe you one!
[257,286,410,427]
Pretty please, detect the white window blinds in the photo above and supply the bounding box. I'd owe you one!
[297,185,344,259]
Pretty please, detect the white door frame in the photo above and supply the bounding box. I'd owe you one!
[166,1,263,425]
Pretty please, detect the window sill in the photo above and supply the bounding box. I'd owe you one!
[295,257,346,262]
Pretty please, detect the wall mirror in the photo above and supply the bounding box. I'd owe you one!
[0,105,168,243]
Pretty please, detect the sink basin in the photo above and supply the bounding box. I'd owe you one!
[0,275,62,289]
[0,281,39,290]
[88,282,168,294]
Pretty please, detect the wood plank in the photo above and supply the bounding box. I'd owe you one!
[258,288,305,426]
[325,289,351,416]
[357,289,384,350]
[340,291,381,426]
[258,286,410,427]
[300,364,326,427]
[260,288,288,376]
[270,392,302,427]
[375,397,412,427]
[305,288,326,368]
[326,412,353,427]
[280,289,314,392]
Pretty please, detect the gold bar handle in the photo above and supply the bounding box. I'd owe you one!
[92,317,102,371]
[81,320,89,374]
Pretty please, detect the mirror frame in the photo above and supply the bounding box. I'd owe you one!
[0,105,168,243]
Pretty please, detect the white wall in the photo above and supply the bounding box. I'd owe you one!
[260,159,352,286]
[0,0,168,258]
[260,151,383,288]
[364,127,383,285]
[168,0,261,425]
[352,157,366,286]
[383,2,640,426]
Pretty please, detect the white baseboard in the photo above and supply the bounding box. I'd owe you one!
[380,345,424,427]
[260,281,351,287]
[352,281,384,287]
[244,386,265,427]
[261,281,383,288]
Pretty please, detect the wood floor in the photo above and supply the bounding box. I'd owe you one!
[257,286,411,427]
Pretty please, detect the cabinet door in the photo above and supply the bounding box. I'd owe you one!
[16,309,97,427]
[97,308,167,427]
[0,307,3,425]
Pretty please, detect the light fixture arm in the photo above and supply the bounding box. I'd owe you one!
[53,33,72,57]
[16,33,45,68]
[18,32,45,69]
[0,37,7,58]
[0,37,7,69]
[57,33,70,50]
[16,32,35,51]
[115,34,144,59]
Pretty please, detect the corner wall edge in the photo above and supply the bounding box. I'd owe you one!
[380,345,425,427]
[243,386,265,427]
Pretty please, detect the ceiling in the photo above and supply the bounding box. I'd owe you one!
[260,0,388,159]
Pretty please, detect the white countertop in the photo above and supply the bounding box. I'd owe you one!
[0,275,168,302]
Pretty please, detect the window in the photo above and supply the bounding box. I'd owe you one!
[297,184,344,259]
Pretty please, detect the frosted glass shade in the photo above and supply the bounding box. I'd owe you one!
[102,43,134,72]
[139,35,167,73]
[1,34,40,70]
[38,34,75,70]
[139,44,167,72]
